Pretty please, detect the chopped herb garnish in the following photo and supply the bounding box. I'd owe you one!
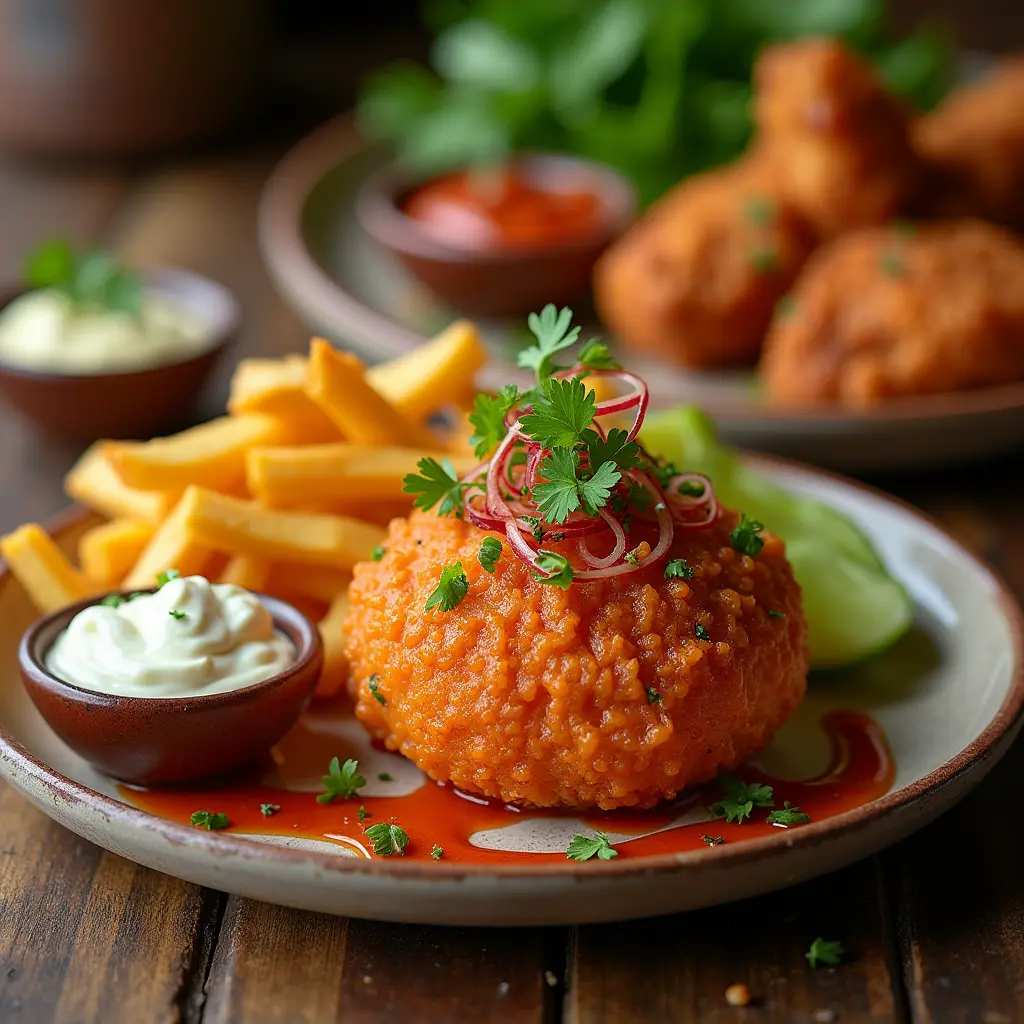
[577,337,620,371]
[517,304,582,382]
[190,811,229,831]
[378,773,393,782]
[371,545,386,562]
[775,294,798,319]
[677,479,706,497]
[701,834,724,846]
[156,568,180,587]
[364,821,410,856]
[768,609,786,619]
[744,196,775,225]
[168,609,188,621]
[425,562,470,612]
[664,559,694,580]
[260,803,280,817]
[645,686,662,705]
[317,757,366,804]
[368,674,386,706]
[879,251,905,277]
[695,623,710,641]
[729,513,764,557]
[522,516,545,543]
[749,246,780,273]
[358,805,368,823]
[403,457,468,516]
[519,376,596,450]
[624,546,641,567]
[478,536,502,573]
[566,832,618,861]
[767,801,811,827]
[468,384,520,460]
[25,239,142,317]
[431,844,444,860]
[806,937,845,969]
[100,594,123,608]
[532,550,573,589]
[709,774,774,824]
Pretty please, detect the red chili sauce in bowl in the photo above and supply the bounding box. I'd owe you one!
[401,167,604,251]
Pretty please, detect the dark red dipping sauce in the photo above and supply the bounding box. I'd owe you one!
[402,167,603,251]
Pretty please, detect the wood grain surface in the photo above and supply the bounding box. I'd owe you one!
[4,43,1024,1023]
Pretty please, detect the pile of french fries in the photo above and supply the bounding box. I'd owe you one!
[0,322,486,699]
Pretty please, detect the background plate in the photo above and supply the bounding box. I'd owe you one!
[1,459,1022,926]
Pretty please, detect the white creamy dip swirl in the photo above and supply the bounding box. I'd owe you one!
[45,576,295,698]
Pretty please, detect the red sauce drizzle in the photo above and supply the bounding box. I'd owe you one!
[402,168,602,250]
[121,710,893,863]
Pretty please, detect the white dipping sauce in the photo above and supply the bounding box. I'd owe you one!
[46,576,295,698]
[0,288,210,374]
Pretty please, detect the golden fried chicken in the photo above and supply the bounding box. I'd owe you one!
[754,38,920,237]
[760,219,1024,407]
[913,56,1024,230]
[594,159,815,368]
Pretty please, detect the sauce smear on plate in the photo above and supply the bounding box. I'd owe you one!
[122,710,893,863]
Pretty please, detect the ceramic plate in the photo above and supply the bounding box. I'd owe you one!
[257,115,1024,473]
[1,459,1021,926]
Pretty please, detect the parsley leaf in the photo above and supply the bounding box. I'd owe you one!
[701,833,724,846]
[584,427,639,473]
[371,545,386,562]
[190,811,229,831]
[168,609,188,621]
[156,568,180,587]
[468,384,520,459]
[664,559,694,580]
[768,609,786,619]
[519,376,596,449]
[695,623,710,641]
[431,844,444,860]
[378,773,393,782]
[364,821,410,856]
[100,594,123,608]
[766,801,811,826]
[533,448,582,523]
[729,513,765,557]
[260,803,280,817]
[317,757,366,804]
[708,774,774,824]
[518,304,580,381]
[806,937,845,969]
[579,461,621,516]
[368,673,386,706]
[532,550,574,589]
[358,805,368,823]
[425,562,470,612]
[624,547,641,567]
[577,337,620,371]
[566,832,618,861]
[478,536,502,573]
[645,686,662,704]
[403,457,467,516]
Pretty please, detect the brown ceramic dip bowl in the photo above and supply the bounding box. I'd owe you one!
[356,152,636,317]
[18,591,322,786]
[0,267,238,440]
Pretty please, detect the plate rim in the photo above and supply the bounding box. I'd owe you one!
[1,458,1022,882]
[257,113,1024,427]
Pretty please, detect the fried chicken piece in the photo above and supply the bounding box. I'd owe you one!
[913,57,1024,230]
[753,38,920,237]
[761,219,1024,407]
[593,159,815,368]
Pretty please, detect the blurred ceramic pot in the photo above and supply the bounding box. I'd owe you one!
[0,0,269,155]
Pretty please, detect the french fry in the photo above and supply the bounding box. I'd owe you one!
[267,563,351,604]
[315,590,350,699]
[106,415,295,494]
[368,319,486,422]
[219,554,271,592]
[79,519,156,588]
[0,524,94,614]
[123,489,215,589]
[179,487,386,570]
[228,355,341,444]
[65,444,178,524]
[247,444,477,509]
[306,339,435,449]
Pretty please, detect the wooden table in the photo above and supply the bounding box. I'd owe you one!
[2,130,1024,1024]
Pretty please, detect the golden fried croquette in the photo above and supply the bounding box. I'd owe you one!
[344,510,808,811]
[914,57,1024,230]
[594,159,815,368]
[761,219,1024,407]
[754,38,920,237]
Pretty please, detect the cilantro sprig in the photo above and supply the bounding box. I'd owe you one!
[708,774,774,824]
[317,757,366,804]
[478,537,502,573]
[806,937,845,969]
[403,457,468,516]
[730,514,765,557]
[364,821,410,856]
[190,811,229,831]
[518,304,582,381]
[566,832,618,861]
[533,550,573,589]
[25,239,142,317]
[425,563,470,611]
[468,384,520,460]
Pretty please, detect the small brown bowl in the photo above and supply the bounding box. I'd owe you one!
[19,592,322,785]
[355,152,636,318]
[0,267,239,440]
